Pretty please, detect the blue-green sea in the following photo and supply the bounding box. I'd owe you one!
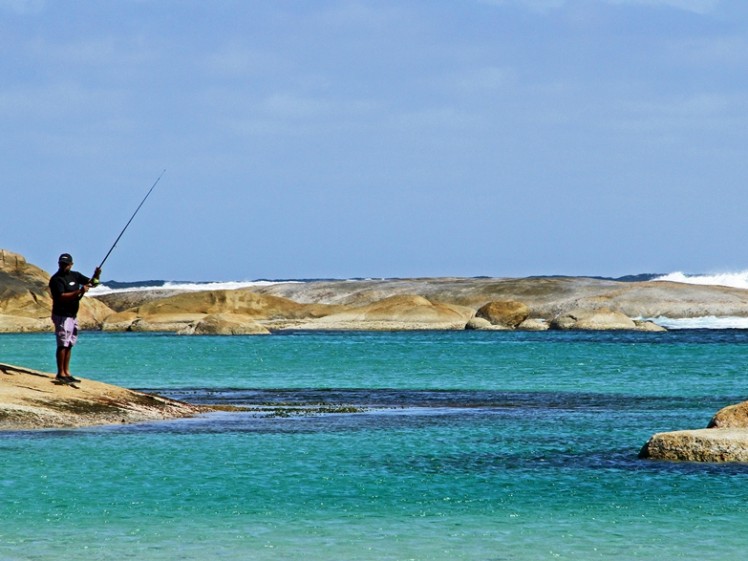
[2,329,748,560]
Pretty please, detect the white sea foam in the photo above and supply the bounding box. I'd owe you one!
[648,271,748,328]
[643,316,748,330]
[90,280,297,296]
[654,271,748,290]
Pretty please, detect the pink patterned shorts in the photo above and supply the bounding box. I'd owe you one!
[52,315,78,348]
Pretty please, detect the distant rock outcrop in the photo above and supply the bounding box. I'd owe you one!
[253,276,748,321]
[0,249,54,332]
[475,300,529,328]
[0,249,113,331]
[300,294,473,330]
[465,316,510,331]
[551,308,666,332]
[10,247,748,334]
[181,313,270,335]
[101,288,341,333]
[517,318,550,331]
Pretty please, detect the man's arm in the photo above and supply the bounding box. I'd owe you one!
[89,267,102,286]
[59,286,89,301]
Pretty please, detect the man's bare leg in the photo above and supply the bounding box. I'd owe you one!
[56,346,73,378]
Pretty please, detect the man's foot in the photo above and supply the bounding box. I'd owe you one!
[66,375,81,383]
[55,374,80,384]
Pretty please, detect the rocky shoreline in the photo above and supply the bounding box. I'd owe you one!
[9,248,748,335]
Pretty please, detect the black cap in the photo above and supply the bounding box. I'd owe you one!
[58,253,73,264]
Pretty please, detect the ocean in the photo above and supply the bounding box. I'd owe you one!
[2,328,748,561]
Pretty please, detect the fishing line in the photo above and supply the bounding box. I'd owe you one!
[99,169,166,269]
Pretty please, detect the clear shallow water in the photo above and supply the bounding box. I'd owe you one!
[2,330,748,560]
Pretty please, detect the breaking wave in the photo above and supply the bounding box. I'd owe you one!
[90,280,297,295]
[654,271,748,290]
[644,316,748,330]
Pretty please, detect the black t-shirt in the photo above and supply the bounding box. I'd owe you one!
[49,270,91,317]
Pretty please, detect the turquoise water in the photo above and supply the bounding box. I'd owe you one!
[2,330,748,560]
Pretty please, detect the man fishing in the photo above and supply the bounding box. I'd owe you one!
[49,253,102,384]
[47,170,164,385]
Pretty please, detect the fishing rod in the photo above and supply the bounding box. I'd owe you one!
[98,169,166,269]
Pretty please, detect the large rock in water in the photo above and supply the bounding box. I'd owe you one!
[640,400,748,462]
[639,429,748,462]
[0,362,205,430]
[707,400,748,428]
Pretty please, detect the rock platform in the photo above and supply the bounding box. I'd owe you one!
[0,362,205,430]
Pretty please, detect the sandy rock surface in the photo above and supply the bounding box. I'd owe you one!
[640,400,748,462]
[639,428,748,462]
[550,307,666,331]
[708,400,748,428]
[300,294,473,330]
[475,300,529,328]
[183,313,271,335]
[253,276,748,319]
[0,362,205,430]
[100,288,341,332]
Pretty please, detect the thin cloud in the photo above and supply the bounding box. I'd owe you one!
[451,66,518,94]
[667,35,748,66]
[201,42,284,78]
[607,0,719,14]
[0,0,44,15]
[478,0,565,13]
[479,0,719,14]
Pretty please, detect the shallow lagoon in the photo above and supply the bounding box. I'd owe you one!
[2,330,748,560]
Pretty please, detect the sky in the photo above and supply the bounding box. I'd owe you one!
[2,0,747,281]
